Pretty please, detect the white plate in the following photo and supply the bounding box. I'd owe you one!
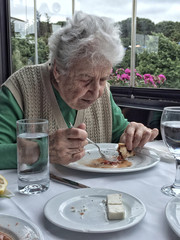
[166,197,180,237]
[44,188,146,233]
[65,143,160,173]
[0,214,44,240]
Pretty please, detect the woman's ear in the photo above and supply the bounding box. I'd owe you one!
[53,60,60,83]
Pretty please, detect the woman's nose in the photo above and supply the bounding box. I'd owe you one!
[88,80,101,98]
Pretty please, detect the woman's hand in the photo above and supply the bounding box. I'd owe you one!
[49,123,88,165]
[120,122,159,150]
[17,138,40,165]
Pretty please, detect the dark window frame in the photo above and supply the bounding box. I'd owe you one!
[0,0,11,85]
[111,86,180,111]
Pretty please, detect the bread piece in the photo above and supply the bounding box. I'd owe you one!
[117,143,135,160]
[0,232,14,240]
[107,204,125,220]
[107,193,122,205]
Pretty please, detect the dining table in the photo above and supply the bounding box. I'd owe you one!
[0,140,180,240]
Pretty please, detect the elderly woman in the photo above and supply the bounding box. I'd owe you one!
[0,11,158,169]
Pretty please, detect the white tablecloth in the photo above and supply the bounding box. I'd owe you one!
[0,141,179,240]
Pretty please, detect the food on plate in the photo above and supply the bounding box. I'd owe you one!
[83,143,135,169]
[106,193,125,220]
[0,232,14,240]
[107,193,122,205]
[0,175,8,195]
[107,204,125,220]
[117,143,135,161]
[85,157,132,168]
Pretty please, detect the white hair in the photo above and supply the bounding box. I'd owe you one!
[48,11,125,74]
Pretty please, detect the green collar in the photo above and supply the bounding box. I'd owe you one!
[52,85,77,127]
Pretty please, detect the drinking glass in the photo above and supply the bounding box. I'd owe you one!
[161,106,180,196]
[17,119,50,194]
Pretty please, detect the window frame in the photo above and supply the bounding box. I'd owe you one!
[0,0,12,85]
[111,86,180,111]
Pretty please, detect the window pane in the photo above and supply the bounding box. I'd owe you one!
[10,0,180,91]
[10,0,72,73]
[75,0,132,87]
[10,0,35,72]
[136,0,180,89]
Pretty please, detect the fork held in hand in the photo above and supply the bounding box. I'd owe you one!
[86,137,110,161]
[69,122,117,162]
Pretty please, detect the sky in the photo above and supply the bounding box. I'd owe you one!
[11,0,180,24]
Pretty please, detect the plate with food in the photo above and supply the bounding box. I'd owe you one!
[65,143,160,173]
[165,197,180,237]
[0,214,44,240]
[44,188,146,233]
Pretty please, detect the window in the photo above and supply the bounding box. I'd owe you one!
[1,0,180,109]
[10,0,72,72]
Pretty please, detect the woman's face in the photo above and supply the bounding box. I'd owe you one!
[53,59,112,110]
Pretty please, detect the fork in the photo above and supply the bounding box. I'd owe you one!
[69,122,118,162]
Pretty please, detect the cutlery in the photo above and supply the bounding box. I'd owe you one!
[69,122,118,162]
[50,173,90,188]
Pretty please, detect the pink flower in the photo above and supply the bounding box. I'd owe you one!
[116,74,121,80]
[121,73,130,81]
[144,74,152,80]
[158,74,166,82]
[124,68,131,75]
[149,77,155,84]
[136,73,142,79]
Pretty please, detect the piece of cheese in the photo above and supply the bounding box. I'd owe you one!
[107,204,125,220]
[106,193,125,220]
[107,193,122,205]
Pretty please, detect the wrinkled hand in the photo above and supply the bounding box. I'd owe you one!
[17,138,40,165]
[120,122,159,150]
[49,123,88,165]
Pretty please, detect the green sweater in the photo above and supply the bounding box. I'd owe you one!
[0,85,128,169]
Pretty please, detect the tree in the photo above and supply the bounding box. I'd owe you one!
[112,18,180,89]
[136,17,155,35]
[136,33,180,88]
[155,21,180,43]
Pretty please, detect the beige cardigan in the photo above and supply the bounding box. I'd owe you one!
[3,62,112,143]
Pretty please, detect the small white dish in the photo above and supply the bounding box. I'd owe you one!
[0,214,44,240]
[44,188,146,233]
[165,197,180,237]
[65,143,160,173]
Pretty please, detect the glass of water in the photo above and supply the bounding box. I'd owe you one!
[17,119,50,194]
[161,107,180,196]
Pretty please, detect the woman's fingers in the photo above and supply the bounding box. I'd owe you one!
[49,124,88,165]
[120,122,159,150]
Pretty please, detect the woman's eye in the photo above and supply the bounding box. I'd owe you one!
[80,78,92,84]
[100,77,108,82]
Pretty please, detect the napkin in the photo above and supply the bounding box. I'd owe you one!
[144,140,175,163]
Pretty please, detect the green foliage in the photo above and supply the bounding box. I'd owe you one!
[11,15,180,90]
[114,19,180,89]
[155,21,180,43]
[136,34,180,88]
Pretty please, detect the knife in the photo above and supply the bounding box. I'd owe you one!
[50,173,90,189]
